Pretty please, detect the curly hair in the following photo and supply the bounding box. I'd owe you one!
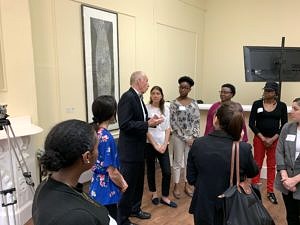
[221,83,236,96]
[178,76,194,87]
[41,119,97,171]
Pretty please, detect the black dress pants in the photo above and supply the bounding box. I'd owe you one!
[282,192,300,225]
[105,204,117,221]
[118,161,145,225]
[145,143,171,197]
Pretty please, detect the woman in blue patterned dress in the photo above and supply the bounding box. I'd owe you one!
[89,95,128,221]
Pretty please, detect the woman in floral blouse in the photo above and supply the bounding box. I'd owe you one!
[89,95,128,220]
[170,76,201,199]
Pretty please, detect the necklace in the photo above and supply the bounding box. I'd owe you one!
[49,176,101,208]
[68,184,101,208]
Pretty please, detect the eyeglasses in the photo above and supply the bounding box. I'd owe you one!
[263,89,275,92]
[219,90,232,94]
[179,86,190,90]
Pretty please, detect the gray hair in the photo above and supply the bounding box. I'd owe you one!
[130,71,145,85]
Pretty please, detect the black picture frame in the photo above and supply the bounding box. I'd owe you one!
[82,5,119,130]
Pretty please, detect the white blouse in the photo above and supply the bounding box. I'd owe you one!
[146,104,170,145]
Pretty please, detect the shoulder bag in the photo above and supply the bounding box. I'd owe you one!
[218,141,275,225]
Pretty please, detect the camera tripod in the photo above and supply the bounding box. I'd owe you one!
[0,118,35,225]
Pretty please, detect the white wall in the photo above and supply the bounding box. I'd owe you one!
[3,0,300,143]
[202,0,300,106]
[29,0,206,138]
[0,0,38,122]
[3,0,300,186]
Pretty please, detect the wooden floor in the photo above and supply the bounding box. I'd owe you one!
[25,168,287,225]
[129,168,287,225]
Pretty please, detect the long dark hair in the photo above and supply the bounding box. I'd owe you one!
[149,86,165,115]
[41,119,97,171]
[216,102,244,141]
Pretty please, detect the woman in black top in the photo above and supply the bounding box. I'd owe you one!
[32,119,116,225]
[249,81,288,204]
[187,102,258,225]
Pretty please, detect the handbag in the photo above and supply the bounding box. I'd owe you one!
[218,141,275,225]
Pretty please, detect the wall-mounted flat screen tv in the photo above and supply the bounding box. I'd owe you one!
[243,46,300,82]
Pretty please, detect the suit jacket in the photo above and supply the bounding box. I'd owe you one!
[275,122,300,199]
[117,87,149,162]
[187,130,258,225]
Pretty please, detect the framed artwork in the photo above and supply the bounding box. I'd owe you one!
[82,5,119,130]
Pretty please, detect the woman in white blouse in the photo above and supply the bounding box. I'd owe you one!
[145,86,177,208]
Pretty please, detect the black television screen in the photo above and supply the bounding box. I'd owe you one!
[243,46,300,82]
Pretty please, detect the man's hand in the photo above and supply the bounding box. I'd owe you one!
[148,115,164,128]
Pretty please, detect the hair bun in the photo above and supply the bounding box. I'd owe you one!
[40,150,65,171]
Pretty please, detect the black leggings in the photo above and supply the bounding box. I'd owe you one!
[145,143,171,197]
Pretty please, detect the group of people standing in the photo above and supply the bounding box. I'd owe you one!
[114,72,202,225]
[189,80,300,225]
[32,70,300,225]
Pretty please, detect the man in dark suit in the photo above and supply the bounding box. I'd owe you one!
[117,71,163,225]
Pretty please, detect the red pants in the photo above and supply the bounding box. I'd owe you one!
[252,135,277,193]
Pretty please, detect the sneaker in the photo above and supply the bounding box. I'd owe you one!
[267,192,278,204]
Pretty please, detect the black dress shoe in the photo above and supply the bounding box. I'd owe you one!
[267,192,278,204]
[160,199,177,208]
[151,197,159,205]
[130,210,151,219]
